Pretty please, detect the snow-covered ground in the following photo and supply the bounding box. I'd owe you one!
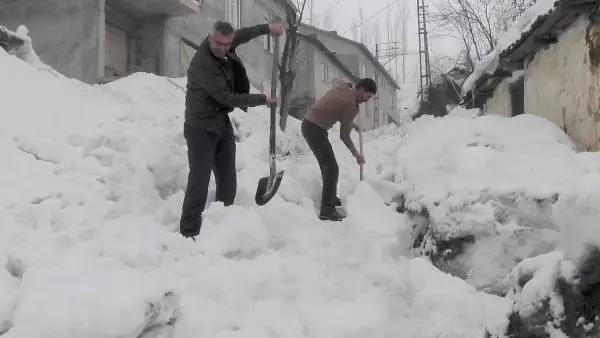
[0,35,516,337]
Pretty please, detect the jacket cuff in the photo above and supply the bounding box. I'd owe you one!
[257,23,271,35]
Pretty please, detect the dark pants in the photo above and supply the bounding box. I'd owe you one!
[301,119,339,214]
[180,120,237,237]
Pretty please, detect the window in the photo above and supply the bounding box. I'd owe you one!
[228,0,242,28]
[321,63,329,84]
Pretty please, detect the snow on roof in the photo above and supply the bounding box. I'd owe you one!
[461,0,560,94]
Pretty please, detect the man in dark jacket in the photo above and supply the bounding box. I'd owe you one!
[180,21,283,239]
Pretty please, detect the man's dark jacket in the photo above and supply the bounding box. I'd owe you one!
[185,24,270,133]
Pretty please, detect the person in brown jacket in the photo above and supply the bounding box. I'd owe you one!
[302,78,377,221]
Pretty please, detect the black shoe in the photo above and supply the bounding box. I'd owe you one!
[180,218,201,239]
[319,209,345,221]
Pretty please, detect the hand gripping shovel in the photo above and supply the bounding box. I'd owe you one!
[255,37,284,206]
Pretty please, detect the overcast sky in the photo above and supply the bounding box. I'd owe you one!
[304,0,462,89]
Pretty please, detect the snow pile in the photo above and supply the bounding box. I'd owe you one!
[0,25,61,77]
[392,110,595,290]
[0,40,510,337]
[555,173,600,264]
[494,251,578,337]
[462,0,560,93]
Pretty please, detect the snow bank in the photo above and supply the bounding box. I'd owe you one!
[0,25,61,77]
[0,43,508,337]
[555,173,600,264]
[490,249,600,337]
[393,109,596,290]
[462,0,560,93]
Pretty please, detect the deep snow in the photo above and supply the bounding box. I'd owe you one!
[0,36,514,337]
[391,110,600,291]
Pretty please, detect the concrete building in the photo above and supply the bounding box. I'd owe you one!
[289,33,358,120]
[298,24,400,130]
[0,0,294,89]
[463,0,599,151]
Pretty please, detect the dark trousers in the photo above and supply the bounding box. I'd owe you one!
[301,119,339,214]
[180,121,237,236]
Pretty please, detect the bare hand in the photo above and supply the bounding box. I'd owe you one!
[269,23,285,36]
[265,96,278,107]
[355,153,365,164]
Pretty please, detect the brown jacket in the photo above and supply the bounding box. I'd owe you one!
[304,85,359,130]
[304,84,360,156]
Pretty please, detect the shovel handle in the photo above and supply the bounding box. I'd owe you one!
[269,36,279,158]
[358,128,364,181]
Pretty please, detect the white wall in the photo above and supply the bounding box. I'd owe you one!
[524,16,600,150]
[484,71,524,118]
[312,50,353,99]
[485,78,512,117]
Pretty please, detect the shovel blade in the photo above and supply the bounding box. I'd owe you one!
[255,170,285,206]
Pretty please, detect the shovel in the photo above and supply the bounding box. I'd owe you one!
[255,37,284,206]
[358,127,364,181]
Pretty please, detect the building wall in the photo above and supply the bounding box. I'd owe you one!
[524,16,600,151]
[289,38,357,120]
[103,4,167,79]
[485,77,513,118]
[163,0,287,93]
[0,0,101,83]
[312,50,353,100]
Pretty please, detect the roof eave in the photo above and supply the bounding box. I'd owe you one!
[107,0,199,17]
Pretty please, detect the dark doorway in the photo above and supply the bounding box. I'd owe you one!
[509,76,525,117]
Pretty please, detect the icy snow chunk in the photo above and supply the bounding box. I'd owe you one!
[462,50,500,94]
[396,110,584,289]
[400,258,512,337]
[506,251,575,318]
[8,259,178,338]
[555,173,600,264]
[0,265,18,334]
[198,204,270,258]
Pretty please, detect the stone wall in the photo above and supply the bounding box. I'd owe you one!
[524,16,599,151]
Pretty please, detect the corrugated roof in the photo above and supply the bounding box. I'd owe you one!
[465,0,599,108]
[498,0,561,58]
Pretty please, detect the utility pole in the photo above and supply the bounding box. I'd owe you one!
[309,0,314,25]
[416,0,432,103]
[375,44,380,128]
[376,41,418,125]
[376,41,418,84]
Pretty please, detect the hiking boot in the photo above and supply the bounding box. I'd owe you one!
[319,209,345,221]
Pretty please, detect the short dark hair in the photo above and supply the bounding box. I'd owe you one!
[356,78,377,94]
[213,21,235,36]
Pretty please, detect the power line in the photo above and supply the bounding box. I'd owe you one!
[340,0,400,35]
[313,0,347,21]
